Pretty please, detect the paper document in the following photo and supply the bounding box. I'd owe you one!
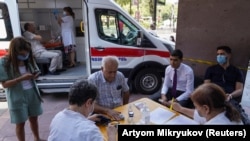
[165,114,199,125]
[150,107,175,124]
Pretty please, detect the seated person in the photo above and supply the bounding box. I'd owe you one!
[88,56,130,120]
[23,22,65,75]
[149,49,194,108]
[48,79,117,141]
[204,46,244,103]
[172,83,243,125]
[204,46,250,125]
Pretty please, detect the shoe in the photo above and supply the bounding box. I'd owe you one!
[67,64,76,68]
[56,68,66,72]
[48,71,60,75]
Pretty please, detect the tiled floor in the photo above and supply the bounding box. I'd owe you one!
[0,93,148,141]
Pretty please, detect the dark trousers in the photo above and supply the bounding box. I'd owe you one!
[148,88,194,108]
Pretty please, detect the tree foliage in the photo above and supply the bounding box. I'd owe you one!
[114,0,178,27]
[115,0,131,6]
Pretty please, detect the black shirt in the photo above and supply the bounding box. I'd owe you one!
[204,64,244,93]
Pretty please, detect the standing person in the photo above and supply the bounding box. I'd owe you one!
[23,22,64,75]
[88,56,130,120]
[172,83,243,125]
[204,46,244,103]
[150,49,194,108]
[170,35,175,42]
[57,6,76,68]
[148,23,157,36]
[0,37,45,141]
[48,79,117,141]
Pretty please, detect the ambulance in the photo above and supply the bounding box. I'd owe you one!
[0,0,174,95]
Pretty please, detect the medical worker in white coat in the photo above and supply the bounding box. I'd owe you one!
[58,6,76,68]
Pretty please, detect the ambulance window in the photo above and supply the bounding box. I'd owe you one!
[95,9,139,46]
[0,3,13,41]
[117,14,138,46]
[95,9,118,43]
[0,10,7,38]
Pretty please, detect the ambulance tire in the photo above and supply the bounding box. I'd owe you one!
[134,69,162,95]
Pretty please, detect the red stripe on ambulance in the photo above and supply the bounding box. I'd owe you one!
[91,47,170,57]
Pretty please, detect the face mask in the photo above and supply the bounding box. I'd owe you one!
[17,53,29,61]
[63,11,67,15]
[216,55,227,65]
[88,103,94,117]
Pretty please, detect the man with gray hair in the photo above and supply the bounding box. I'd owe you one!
[88,56,130,120]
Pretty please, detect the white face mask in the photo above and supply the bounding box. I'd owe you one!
[88,103,94,117]
[63,11,67,15]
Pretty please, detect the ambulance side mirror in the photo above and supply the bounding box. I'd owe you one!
[136,30,143,47]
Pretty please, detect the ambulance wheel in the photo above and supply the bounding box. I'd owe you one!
[134,69,162,95]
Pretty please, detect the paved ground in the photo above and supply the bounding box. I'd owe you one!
[0,92,147,141]
[1,92,250,141]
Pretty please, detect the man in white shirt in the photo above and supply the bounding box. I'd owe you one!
[150,49,194,108]
[23,23,64,75]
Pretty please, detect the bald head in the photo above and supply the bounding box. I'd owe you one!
[102,56,119,69]
[101,56,119,83]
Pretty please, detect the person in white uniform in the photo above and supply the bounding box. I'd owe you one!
[23,23,64,75]
[172,83,243,125]
[57,6,76,68]
[48,79,117,141]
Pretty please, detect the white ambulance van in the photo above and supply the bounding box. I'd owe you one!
[0,0,175,95]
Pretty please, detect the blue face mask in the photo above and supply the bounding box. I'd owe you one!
[17,53,29,61]
[217,55,227,65]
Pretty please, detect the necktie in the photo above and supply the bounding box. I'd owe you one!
[172,69,177,97]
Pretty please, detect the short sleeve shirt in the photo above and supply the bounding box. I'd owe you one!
[204,64,244,93]
[88,70,129,109]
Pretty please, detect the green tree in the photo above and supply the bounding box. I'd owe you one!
[115,0,131,6]
[114,0,178,29]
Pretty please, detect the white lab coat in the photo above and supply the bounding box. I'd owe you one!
[61,16,76,46]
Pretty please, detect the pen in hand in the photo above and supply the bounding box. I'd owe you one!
[170,98,174,111]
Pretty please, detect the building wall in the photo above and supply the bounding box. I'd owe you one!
[176,0,250,78]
